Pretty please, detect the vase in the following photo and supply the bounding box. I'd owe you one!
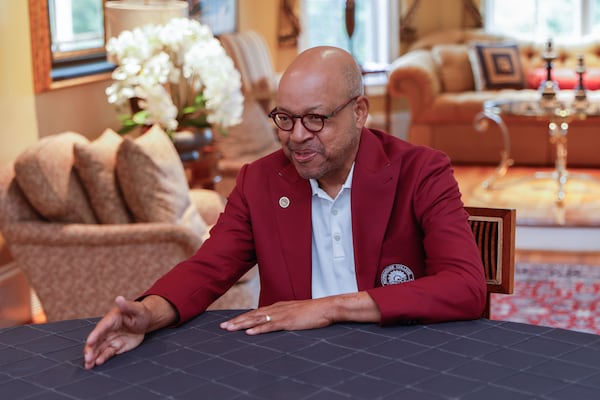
[172,127,213,161]
[171,127,221,190]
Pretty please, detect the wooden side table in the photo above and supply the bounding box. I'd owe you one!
[173,128,221,190]
[181,144,221,190]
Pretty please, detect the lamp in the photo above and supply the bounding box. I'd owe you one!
[104,0,189,40]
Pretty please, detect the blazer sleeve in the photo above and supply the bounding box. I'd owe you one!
[367,150,487,324]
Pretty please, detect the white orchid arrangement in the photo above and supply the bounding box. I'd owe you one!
[105,18,244,135]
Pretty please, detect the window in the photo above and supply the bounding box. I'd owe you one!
[29,0,113,92]
[485,0,600,42]
[48,0,113,82]
[298,0,398,68]
[49,0,105,55]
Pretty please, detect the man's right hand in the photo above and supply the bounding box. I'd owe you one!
[83,295,176,370]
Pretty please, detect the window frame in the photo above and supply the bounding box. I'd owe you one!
[29,0,113,93]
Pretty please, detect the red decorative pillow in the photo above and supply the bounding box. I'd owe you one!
[526,68,600,90]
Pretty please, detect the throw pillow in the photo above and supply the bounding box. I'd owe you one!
[432,44,475,92]
[116,125,208,239]
[469,42,525,90]
[214,98,279,161]
[73,128,132,224]
[14,132,97,224]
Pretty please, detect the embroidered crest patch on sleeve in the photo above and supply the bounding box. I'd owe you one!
[381,264,415,286]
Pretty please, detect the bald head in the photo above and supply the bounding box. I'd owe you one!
[278,46,364,102]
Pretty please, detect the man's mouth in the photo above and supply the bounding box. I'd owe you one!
[292,149,318,163]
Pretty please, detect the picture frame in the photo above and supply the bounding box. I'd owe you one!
[189,0,237,35]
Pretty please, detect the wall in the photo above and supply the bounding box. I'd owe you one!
[0,0,39,166]
[238,0,296,72]
[402,0,482,50]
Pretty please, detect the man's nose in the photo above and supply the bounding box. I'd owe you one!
[289,118,313,142]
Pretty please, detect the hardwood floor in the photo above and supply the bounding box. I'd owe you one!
[516,249,600,265]
[454,164,600,260]
[454,165,600,227]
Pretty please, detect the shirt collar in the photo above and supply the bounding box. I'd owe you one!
[309,162,355,196]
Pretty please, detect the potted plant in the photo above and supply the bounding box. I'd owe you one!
[105,17,244,151]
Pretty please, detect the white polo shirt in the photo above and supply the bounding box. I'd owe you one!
[309,164,358,299]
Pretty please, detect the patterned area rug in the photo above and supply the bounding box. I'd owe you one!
[491,263,600,334]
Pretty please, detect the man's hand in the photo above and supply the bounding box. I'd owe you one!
[220,291,381,335]
[83,295,176,369]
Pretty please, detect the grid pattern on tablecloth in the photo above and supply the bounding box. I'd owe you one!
[1,310,600,399]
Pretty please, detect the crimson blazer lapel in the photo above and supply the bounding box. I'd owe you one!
[273,162,313,299]
[352,129,399,290]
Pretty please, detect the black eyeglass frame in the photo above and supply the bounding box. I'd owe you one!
[268,96,360,133]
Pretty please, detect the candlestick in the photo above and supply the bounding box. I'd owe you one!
[539,38,559,110]
[574,54,588,111]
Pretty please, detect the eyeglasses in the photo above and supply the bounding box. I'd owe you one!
[268,96,359,133]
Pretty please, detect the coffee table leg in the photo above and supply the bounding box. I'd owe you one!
[473,111,514,189]
[535,119,600,205]
[550,120,569,204]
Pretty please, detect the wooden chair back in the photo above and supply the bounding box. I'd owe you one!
[465,207,516,318]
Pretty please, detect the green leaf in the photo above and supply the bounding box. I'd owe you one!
[132,111,149,125]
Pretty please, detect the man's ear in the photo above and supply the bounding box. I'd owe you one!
[354,95,370,127]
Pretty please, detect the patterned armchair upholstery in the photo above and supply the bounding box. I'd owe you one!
[466,206,516,317]
[0,127,258,322]
[219,30,278,113]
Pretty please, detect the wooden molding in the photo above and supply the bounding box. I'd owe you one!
[29,0,51,93]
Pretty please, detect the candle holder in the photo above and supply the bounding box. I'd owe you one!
[539,38,559,110]
[573,54,588,111]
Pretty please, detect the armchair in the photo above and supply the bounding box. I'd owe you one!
[214,30,281,196]
[219,30,278,113]
[0,127,258,322]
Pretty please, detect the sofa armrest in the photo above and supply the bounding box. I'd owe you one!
[387,49,441,121]
[189,188,225,226]
[3,221,202,252]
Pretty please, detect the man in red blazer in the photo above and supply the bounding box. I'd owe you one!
[84,46,486,369]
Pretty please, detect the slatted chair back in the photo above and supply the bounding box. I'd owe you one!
[465,207,516,318]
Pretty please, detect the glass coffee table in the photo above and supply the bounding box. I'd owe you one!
[474,93,600,205]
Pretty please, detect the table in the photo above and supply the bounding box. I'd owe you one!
[1,310,600,399]
[474,93,600,205]
[173,128,221,190]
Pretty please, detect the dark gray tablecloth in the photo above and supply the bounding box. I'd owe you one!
[1,310,600,399]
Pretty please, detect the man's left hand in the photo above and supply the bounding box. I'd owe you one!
[219,291,380,335]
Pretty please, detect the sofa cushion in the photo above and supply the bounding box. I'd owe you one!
[526,67,600,90]
[116,125,208,239]
[432,44,475,92]
[14,132,97,224]
[73,129,132,224]
[469,42,525,90]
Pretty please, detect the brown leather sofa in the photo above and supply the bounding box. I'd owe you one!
[388,29,600,167]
